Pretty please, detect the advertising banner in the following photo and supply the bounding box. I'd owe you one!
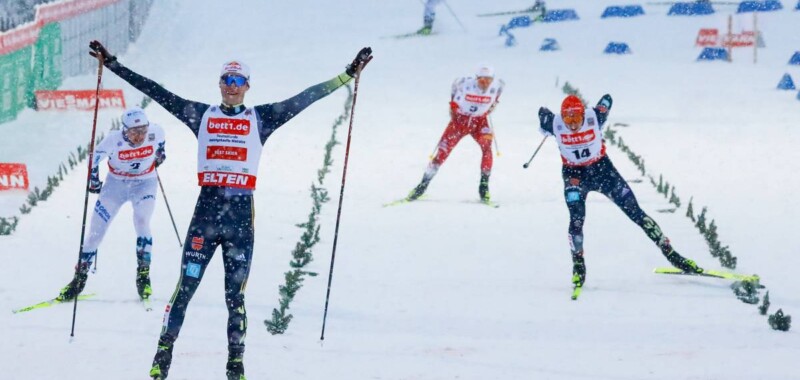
[34,89,126,111]
[0,163,30,191]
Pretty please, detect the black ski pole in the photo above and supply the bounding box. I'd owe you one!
[156,169,182,247]
[522,136,548,169]
[321,60,368,341]
[71,53,104,338]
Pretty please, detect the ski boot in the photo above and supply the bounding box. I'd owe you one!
[226,346,246,380]
[666,250,703,274]
[407,180,430,201]
[136,265,153,300]
[150,338,174,380]
[478,172,491,203]
[56,262,91,302]
[571,251,586,287]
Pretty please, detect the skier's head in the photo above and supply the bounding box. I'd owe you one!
[561,95,584,131]
[219,60,250,106]
[121,107,149,146]
[475,65,495,91]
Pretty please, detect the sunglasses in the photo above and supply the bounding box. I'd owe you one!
[221,74,248,87]
[563,112,583,126]
[125,125,149,135]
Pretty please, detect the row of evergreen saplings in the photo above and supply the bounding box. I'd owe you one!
[264,86,354,335]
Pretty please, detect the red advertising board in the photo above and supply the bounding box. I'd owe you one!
[0,163,29,191]
[695,28,719,47]
[34,90,126,111]
[722,31,755,48]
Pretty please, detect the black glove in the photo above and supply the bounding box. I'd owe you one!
[538,107,554,123]
[595,94,612,113]
[155,153,166,168]
[345,47,373,76]
[89,40,117,63]
[88,177,102,194]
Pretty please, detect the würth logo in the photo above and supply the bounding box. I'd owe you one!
[118,146,154,160]
[560,130,596,145]
[206,146,247,161]
[207,118,250,135]
[465,94,491,104]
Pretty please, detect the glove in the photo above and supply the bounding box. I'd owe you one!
[155,152,166,168]
[88,176,102,194]
[538,107,553,122]
[345,47,373,76]
[89,40,117,63]
[595,94,612,114]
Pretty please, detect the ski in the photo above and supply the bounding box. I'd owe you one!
[383,198,413,207]
[141,297,153,312]
[479,199,500,208]
[12,293,96,314]
[381,31,436,40]
[654,267,760,282]
[571,285,582,300]
[477,8,542,17]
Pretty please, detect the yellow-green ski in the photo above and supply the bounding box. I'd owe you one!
[12,293,96,314]
[654,267,759,282]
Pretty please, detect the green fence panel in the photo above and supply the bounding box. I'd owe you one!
[31,22,63,107]
[0,46,33,123]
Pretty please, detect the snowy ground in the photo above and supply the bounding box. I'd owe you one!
[1,1,799,379]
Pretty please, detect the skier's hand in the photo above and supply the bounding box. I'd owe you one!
[538,107,554,124]
[449,101,459,119]
[155,152,166,168]
[595,94,612,114]
[345,47,373,76]
[88,177,103,194]
[89,40,117,63]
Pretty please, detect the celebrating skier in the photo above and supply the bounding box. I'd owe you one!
[537,94,703,295]
[87,40,371,380]
[406,65,504,204]
[57,106,166,303]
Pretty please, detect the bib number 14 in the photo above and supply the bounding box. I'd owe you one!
[571,148,590,160]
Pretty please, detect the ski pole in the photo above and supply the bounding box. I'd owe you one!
[522,135,548,169]
[488,116,501,157]
[156,169,182,247]
[321,58,370,341]
[441,0,468,31]
[71,53,104,338]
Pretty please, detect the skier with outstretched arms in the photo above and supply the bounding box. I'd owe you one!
[87,40,372,380]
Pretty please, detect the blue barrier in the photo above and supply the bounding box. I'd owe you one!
[540,38,560,51]
[737,0,783,12]
[697,47,729,61]
[604,42,632,54]
[542,9,580,22]
[789,51,800,65]
[601,5,646,18]
[668,2,715,15]
[796,0,800,9]
[508,15,532,28]
[777,73,796,90]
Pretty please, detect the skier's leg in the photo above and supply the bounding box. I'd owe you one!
[471,120,494,201]
[408,120,467,200]
[563,170,589,286]
[58,178,125,301]
[151,188,221,379]
[598,159,702,273]
[132,179,157,299]
[219,195,255,380]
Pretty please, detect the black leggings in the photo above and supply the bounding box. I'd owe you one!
[159,186,254,354]
[562,156,670,254]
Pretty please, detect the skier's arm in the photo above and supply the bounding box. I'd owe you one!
[253,72,353,142]
[155,127,166,167]
[88,137,112,193]
[105,61,209,135]
[538,107,555,136]
[485,79,505,116]
[593,94,613,128]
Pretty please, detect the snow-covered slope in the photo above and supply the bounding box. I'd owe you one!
[1,1,798,379]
